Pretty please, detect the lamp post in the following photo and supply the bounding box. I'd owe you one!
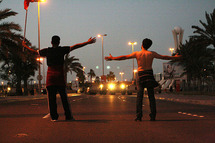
[169,48,175,55]
[97,34,107,78]
[37,0,46,93]
[128,42,137,80]
[119,72,124,81]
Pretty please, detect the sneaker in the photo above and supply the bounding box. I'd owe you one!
[149,113,156,121]
[43,113,50,119]
[51,119,58,122]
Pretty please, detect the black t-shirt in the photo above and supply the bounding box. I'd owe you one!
[39,46,70,66]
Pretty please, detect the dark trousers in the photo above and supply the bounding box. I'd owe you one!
[47,86,72,120]
[136,84,156,119]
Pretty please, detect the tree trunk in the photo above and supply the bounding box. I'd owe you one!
[16,77,23,96]
[23,78,28,96]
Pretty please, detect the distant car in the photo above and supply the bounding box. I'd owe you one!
[126,84,137,95]
[87,82,127,95]
[126,84,161,95]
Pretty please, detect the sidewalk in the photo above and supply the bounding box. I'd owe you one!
[0,93,82,104]
[155,93,215,106]
[0,94,47,104]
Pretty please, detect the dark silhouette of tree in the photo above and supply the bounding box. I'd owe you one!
[94,76,100,84]
[0,2,38,95]
[87,69,96,82]
[176,38,214,90]
[106,71,115,82]
[191,9,215,48]
[64,54,83,83]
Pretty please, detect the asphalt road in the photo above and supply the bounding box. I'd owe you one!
[0,94,214,143]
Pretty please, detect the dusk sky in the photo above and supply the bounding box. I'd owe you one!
[1,0,215,82]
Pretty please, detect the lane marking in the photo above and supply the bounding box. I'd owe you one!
[16,133,28,137]
[178,111,205,118]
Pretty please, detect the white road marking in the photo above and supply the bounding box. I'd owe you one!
[178,111,205,118]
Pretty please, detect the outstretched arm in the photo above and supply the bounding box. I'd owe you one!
[153,51,182,60]
[22,41,38,55]
[70,37,96,51]
[105,53,135,61]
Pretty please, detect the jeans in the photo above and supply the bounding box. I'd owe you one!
[136,83,156,119]
[47,86,72,120]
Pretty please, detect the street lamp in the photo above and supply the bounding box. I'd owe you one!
[83,66,85,75]
[1,82,4,91]
[36,0,46,94]
[169,48,175,55]
[23,0,47,94]
[128,42,137,80]
[36,57,46,86]
[119,72,124,81]
[133,69,138,80]
[97,34,107,77]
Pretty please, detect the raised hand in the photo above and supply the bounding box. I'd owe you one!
[87,37,96,44]
[105,54,113,61]
[22,41,27,47]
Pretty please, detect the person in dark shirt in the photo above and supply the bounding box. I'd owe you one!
[23,35,96,121]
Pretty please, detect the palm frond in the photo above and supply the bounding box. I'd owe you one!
[0,9,17,21]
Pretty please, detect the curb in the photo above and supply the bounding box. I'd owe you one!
[155,94,215,106]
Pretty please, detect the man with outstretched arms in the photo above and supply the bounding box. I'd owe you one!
[105,38,181,121]
[23,36,96,121]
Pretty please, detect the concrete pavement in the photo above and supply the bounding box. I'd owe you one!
[0,92,215,106]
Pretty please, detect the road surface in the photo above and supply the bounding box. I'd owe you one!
[0,94,214,143]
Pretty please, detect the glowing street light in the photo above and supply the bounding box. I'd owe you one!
[119,72,124,81]
[97,34,107,77]
[128,42,137,80]
[128,42,137,46]
[83,66,86,75]
[36,57,46,85]
[133,69,138,79]
[169,48,175,55]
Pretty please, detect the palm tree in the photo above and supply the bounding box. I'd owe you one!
[94,76,100,84]
[0,40,38,95]
[0,3,38,95]
[87,69,96,82]
[191,9,215,48]
[64,54,83,83]
[106,71,115,82]
[76,69,85,93]
[0,3,22,94]
[0,4,22,50]
[176,38,214,90]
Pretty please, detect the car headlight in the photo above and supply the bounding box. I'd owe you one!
[120,84,125,89]
[108,83,115,90]
[99,84,104,90]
